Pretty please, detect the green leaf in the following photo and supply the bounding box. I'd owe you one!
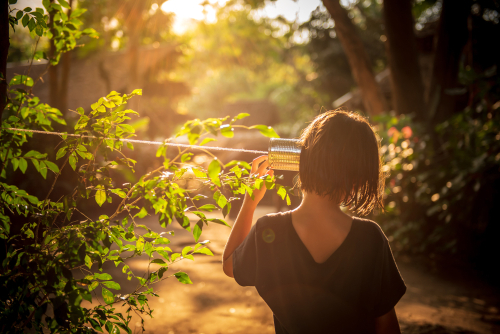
[33,50,47,61]
[181,153,193,162]
[102,287,114,304]
[250,125,280,138]
[192,167,207,178]
[21,13,29,27]
[194,247,214,256]
[109,189,127,198]
[208,159,221,186]
[38,161,47,179]
[135,207,148,218]
[28,17,36,31]
[199,138,216,146]
[105,321,113,334]
[225,160,251,170]
[174,272,192,284]
[277,186,286,200]
[234,113,250,120]
[151,258,167,265]
[95,188,106,207]
[11,158,19,171]
[207,218,230,227]
[56,147,67,160]
[222,201,231,218]
[70,8,87,18]
[198,204,217,212]
[193,220,203,242]
[19,158,28,173]
[85,255,92,269]
[130,89,142,96]
[16,11,23,20]
[220,125,234,138]
[45,160,60,173]
[57,0,70,9]
[181,246,193,257]
[94,273,112,280]
[213,190,227,209]
[88,281,99,292]
[158,266,168,279]
[191,194,208,201]
[69,153,77,170]
[10,75,33,87]
[102,281,121,290]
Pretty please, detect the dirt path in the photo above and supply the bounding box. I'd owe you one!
[100,206,500,334]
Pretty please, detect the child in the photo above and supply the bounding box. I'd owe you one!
[222,110,406,334]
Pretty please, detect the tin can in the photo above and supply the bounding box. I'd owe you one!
[268,138,301,171]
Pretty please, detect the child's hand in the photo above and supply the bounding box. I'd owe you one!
[245,155,274,206]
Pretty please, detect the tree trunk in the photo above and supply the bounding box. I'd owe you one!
[383,0,425,119]
[0,1,9,118]
[48,1,59,110]
[58,0,73,115]
[427,0,470,124]
[322,0,387,116]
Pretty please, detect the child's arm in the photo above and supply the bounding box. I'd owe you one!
[222,156,273,278]
[375,308,402,334]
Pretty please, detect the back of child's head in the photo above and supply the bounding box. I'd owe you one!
[298,110,384,215]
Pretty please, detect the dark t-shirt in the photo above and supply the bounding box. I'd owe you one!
[232,211,406,334]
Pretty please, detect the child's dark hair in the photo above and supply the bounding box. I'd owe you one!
[298,110,384,215]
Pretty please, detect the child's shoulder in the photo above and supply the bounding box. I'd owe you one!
[254,211,291,229]
[352,216,389,244]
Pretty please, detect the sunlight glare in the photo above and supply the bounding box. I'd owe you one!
[161,0,228,33]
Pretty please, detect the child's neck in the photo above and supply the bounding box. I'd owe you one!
[294,191,346,218]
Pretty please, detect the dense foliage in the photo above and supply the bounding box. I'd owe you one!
[1,1,285,333]
[374,65,500,259]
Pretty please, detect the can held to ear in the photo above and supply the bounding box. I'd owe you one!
[268,138,301,171]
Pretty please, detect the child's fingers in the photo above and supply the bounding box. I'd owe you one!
[255,159,269,177]
[251,155,268,173]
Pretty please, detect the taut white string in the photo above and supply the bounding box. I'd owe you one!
[1,128,267,155]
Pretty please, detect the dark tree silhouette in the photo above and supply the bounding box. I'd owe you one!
[383,0,425,119]
[0,1,9,118]
[322,0,387,116]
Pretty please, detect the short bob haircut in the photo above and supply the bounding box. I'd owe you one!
[298,110,384,215]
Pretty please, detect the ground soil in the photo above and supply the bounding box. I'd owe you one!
[95,206,500,334]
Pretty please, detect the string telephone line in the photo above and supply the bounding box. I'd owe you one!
[1,128,267,155]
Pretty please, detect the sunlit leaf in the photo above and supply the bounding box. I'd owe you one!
[45,160,59,173]
[198,204,217,212]
[250,125,279,138]
[174,272,192,284]
[69,153,77,170]
[199,138,216,146]
[193,220,203,242]
[19,158,28,173]
[101,287,114,305]
[192,168,207,178]
[102,281,121,290]
[234,113,250,120]
[193,247,213,256]
[95,187,106,207]
[94,273,112,280]
[135,207,148,218]
[208,159,221,186]
[220,124,234,138]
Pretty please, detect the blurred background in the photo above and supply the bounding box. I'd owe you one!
[6,0,500,333]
